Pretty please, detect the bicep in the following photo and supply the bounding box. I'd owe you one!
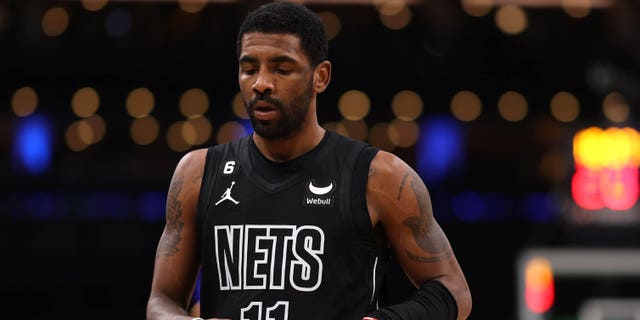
[368,153,457,286]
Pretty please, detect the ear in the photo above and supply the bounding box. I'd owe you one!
[312,61,332,94]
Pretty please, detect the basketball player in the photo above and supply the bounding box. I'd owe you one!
[147,2,471,319]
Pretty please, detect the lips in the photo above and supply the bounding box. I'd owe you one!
[251,101,279,120]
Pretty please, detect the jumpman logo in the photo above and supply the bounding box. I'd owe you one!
[215,181,240,206]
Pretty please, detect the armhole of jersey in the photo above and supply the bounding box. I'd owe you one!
[196,146,220,262]
[350,146,380,245]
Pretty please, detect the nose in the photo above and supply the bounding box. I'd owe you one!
[252,71,274,95]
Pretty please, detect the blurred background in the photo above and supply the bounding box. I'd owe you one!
[2,0,640,319]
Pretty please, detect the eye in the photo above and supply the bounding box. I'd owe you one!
[242,68,257,75]
[276,68,293,75]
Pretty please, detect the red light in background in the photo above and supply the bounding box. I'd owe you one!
[572,127,639,211]
[525,257,555,314]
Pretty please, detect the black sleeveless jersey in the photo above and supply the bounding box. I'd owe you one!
[196,131,387,320]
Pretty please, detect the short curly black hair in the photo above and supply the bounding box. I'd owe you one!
[236,1,328,67]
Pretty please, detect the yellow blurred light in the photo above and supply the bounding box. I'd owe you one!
[498,91,528,122]
[562,0,591,18]
[86,114,106,144]
[11,86,38,117]
[167,121,191,152]
[340,119,368,141]
[131,115,160,145]
[232,92,249,119]
[180,88,209,118]
[392,90,423,121]
[81,0,108,11]
[375,0,406,16]
[65,121,89,152]
[338,90,370,121]
[573,126,640,170]
[217,121,248,145]
[525,257,553,290]
[495,4,527,35]
[319,11,341,41]
[550,91,580,123]
[186,115,212,146]
[42,7,69,37]
[603,92,630,123]
[178,0,207,13]
[451,90,482,122]
[369,122,395,152]
[76,119,95,145]
[126,87,155,118]
[71,87,100,118]
[388,118,420,148]
[380,5,412,30]
[461,0,494,17]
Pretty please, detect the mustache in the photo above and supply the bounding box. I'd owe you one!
[248,93,285,110]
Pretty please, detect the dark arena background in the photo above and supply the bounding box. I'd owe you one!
[2,0,640,319]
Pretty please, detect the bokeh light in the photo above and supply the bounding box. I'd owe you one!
[562,0,591,18]
[368,122,395,151]
[86,114,106,144]
[11,86,38,117]
[131,115,160,145]
[81,0,108,12]
[338,90,370,120]
[42,7,69,37]
[180,88,209,118]
[167,121,191,152]
[339,119,368,141]
[388,118,420,148]
[379,5,412,30]
[498,91,528,122]
[602,92,630,123]
[550,91,580,123]
[495,4,527,35]
[461,0,493,17]
[318,11,341,40]
[232,92,249,119]
[178,0,208,13]
[217,121,248,144]
[126,87,155,118]
[375,0,407,16]
[185,116,212,146]
[451,90,482,122]
[71,87,100,118]
[392,90,423,121]
[323,121,349,137]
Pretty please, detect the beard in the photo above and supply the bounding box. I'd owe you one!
[244,80,314,139]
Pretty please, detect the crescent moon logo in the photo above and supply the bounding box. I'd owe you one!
[308,181,334,195]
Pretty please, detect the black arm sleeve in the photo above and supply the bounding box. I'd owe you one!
[366,280,458,320]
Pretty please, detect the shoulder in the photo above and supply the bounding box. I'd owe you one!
[368,150,413,188]
[174,148,208,177]
[367,150,435,224]
[168,148,209,203]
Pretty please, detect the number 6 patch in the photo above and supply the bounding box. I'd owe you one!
[221,160,239,176]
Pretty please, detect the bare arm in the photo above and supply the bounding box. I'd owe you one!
[367,151,472,319]
[147,149,206,320]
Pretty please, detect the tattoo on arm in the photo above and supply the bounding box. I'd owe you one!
[401,170,452,263]
[397,172,409,200]
[158,176,185,257]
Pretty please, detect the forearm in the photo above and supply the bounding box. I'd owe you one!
[146,292,193,320]
[366,280,462,320]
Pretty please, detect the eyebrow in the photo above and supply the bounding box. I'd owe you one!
[239,55,299,65]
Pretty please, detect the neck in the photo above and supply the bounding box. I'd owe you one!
[252,120,325,162]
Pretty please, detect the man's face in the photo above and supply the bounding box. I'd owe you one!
[238,32,315,139]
